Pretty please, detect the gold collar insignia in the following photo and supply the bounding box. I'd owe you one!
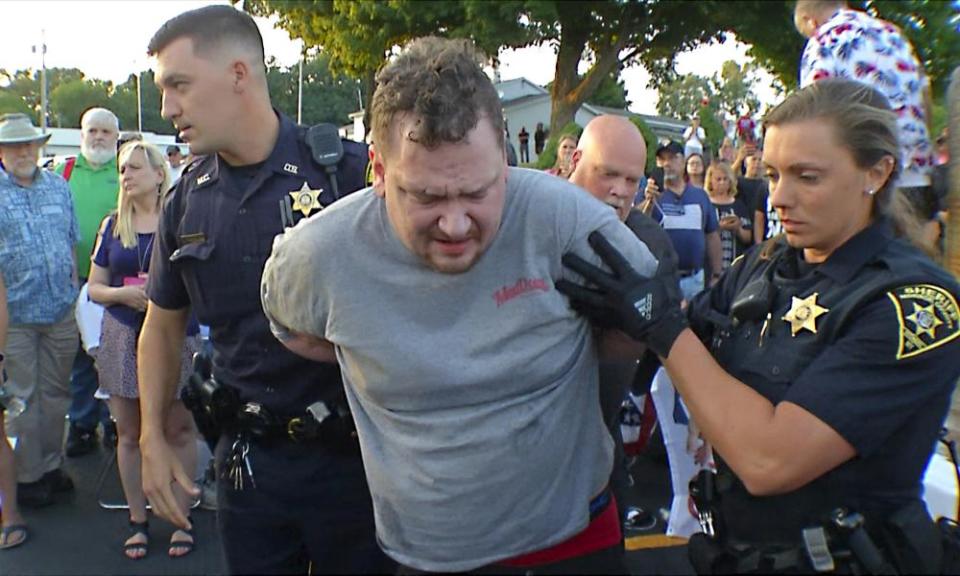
[782,292,829,337]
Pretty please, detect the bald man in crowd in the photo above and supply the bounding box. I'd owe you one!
[568,115,679,533]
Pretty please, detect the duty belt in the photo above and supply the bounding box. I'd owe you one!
[234,400,353,444]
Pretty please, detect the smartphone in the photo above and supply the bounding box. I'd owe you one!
[649,166,664,191]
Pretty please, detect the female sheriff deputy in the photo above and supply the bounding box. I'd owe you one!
[559,79,960,574]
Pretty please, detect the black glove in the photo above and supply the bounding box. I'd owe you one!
[556,231,688,358]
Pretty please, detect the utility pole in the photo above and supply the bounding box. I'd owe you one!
[297,48,304,124]
[31,29,48,138]
[136,68,143,132]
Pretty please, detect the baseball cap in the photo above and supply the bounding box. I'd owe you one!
[656,141,683,158]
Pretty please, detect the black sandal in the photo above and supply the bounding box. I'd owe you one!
[123,519,149,560]
[168,516,195,558]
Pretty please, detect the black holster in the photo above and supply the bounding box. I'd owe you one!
[878,500,941,574]
[180,352,239,452]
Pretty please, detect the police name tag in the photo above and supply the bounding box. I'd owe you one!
[887,284,960,359]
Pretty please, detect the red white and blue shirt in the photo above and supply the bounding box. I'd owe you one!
[799,8,933,187]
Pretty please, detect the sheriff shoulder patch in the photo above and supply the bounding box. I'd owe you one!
[886,284,960,359]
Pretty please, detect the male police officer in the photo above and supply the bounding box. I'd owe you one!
[137,6,387,573]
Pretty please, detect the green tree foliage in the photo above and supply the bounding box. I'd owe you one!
[657,59,761,151]
[629,116,658,172]
[266,53,362,126]
[245,0,728,137]
[547,69,632,110]
[725,0,959,98]
[1,54,360,137]
[49,79,113,128]
[697,103,725,153]
[0,91,31,116]
[588,71,631,109]
[711,60,762,120]
[1,67,84,125]
[656,74,713,122]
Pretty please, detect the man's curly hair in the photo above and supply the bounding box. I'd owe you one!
[372,37,504,155]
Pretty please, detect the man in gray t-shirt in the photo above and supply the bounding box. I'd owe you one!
[260,37,660,573]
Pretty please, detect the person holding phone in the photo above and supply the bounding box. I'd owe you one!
[640,141,722,298]
[705,162,752,270]
[87,141,200,560]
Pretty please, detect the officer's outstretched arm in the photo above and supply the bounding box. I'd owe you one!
[559,231,856,496]
[138,302,197,530]
[662,332,855,496]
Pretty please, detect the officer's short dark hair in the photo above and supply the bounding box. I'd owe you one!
[371,36,504,156]
[147,5,265,70]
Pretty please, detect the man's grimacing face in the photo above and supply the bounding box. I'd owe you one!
[373,116,508,274]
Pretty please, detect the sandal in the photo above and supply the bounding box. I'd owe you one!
[123,519,149,560]
[168,517,194,558]
[0,524,28,550]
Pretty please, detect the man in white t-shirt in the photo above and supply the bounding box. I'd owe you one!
[683,115,706,158]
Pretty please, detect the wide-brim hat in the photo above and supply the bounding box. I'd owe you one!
[0,113,52,145]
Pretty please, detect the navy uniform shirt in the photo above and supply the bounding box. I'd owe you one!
[147,113,368,414]
[687,220,960,541]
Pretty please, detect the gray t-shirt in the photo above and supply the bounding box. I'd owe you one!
[261,167,657,571]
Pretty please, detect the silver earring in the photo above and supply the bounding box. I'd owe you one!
[865,189,876,196]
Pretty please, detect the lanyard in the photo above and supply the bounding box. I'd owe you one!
[136,233,155,273]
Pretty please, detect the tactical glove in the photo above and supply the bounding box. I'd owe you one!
[556,231,688,358]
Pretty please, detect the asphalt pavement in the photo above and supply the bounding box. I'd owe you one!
[2,430,692,575]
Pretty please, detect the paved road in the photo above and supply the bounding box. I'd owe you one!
[2,435,692,575]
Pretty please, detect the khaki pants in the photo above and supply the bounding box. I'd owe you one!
[4,312,78,483]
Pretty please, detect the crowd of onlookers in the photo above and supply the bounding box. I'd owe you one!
[0,108,200,555]
[0,0,955,571]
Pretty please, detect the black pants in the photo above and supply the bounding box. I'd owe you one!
[599,361,640,523]
[215,433,392,574]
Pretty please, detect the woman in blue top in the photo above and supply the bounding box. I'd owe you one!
[88,141,199,560]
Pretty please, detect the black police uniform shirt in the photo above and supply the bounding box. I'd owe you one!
[686,219,960,542]
[147,112,368,414]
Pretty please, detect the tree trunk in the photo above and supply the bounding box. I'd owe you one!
[361,68,376,143]
[946,66,960,278]
[549,9,629,136]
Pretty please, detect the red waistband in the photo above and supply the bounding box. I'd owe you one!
[498,494,621,567]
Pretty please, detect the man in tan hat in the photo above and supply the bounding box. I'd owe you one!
[0,113,81,508]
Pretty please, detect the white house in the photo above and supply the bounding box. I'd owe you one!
[495,78,687,164]
[341,77,687,161]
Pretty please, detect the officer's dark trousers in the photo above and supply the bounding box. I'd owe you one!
[216,433,391,575]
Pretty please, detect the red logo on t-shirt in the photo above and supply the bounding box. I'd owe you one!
[493,278,549,307]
